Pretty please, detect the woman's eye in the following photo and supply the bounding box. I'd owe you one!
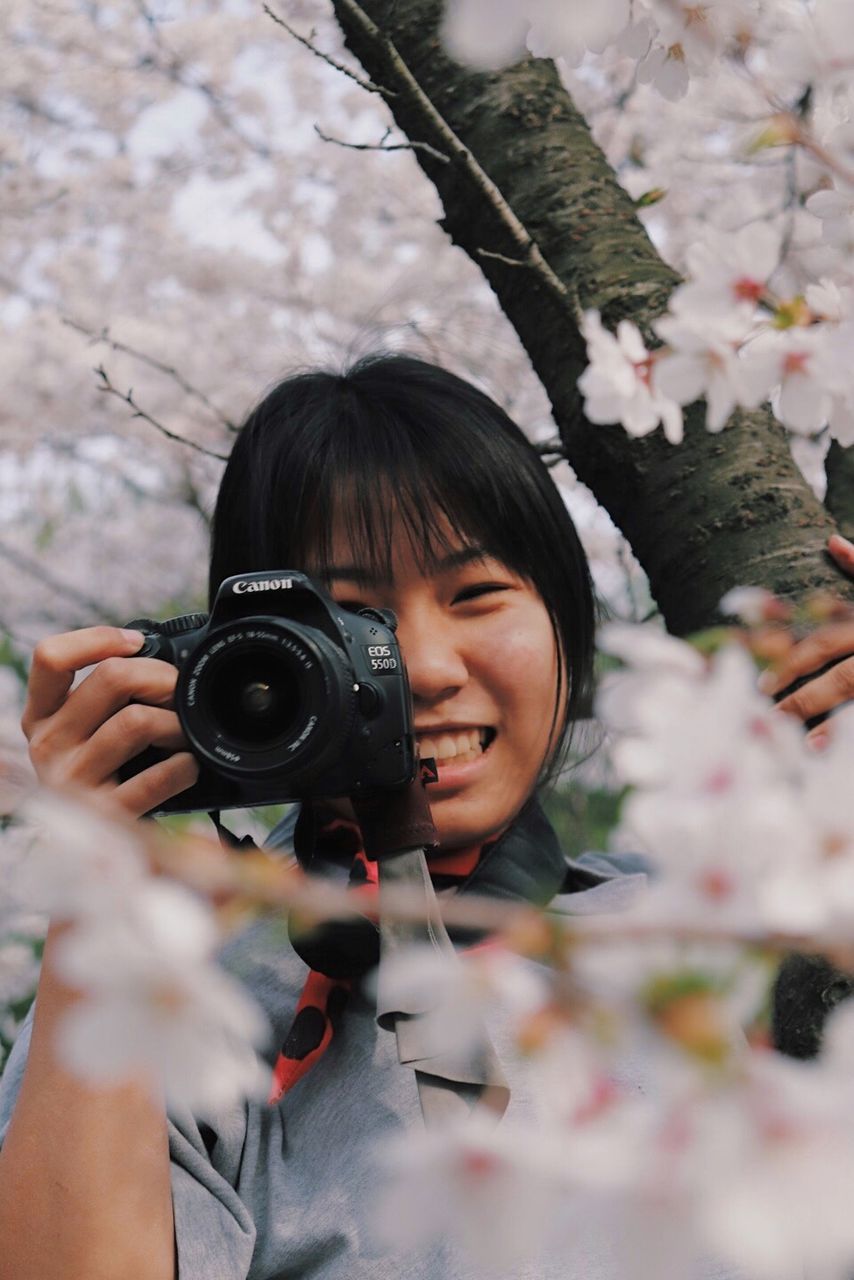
[453,583,510,604]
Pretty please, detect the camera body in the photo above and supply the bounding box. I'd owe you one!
[121,571,416,815]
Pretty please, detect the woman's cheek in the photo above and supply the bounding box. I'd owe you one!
[477,610,558,740]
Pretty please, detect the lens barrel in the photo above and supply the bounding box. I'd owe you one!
[175,617,357,781]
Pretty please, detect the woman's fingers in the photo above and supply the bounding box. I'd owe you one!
[111,751,200,820]
[775,653,854,723]
[828,533,854,577]
[20,623,199,819]
[764,613,854,726]
[760,536,854,732]
[63,705,187,788]
[762,621,854,701]
[28,655,179,759]
[22,626,146,734]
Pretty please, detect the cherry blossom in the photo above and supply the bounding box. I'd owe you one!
[799,710,854,932]
[578,310,684,443]
[375,1110,570,1268]
[371,940,550,1056]
[771,0,854,89]
[635,39,692,100]
[676,223,782,321]
[652,309,766,432]
[53,877,271,1116]
[719,585,782,626]
[526,0,631,65]
[699,1051,854,1280]
[16,791,149,920]
[598,637,803,794]
[750,327,839,435]
[440,0,530,69]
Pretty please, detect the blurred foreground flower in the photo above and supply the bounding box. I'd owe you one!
[53,877,271,1116]
[15,791,271,1116]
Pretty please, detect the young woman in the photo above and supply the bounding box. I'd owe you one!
[0,353,851,1280]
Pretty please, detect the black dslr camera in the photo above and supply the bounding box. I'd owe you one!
[121,571,416,815]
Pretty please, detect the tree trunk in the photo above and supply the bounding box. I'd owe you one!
[825,441,854,534]
[330,0,852,634]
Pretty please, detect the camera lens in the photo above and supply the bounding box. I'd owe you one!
[208,651,301,747]
[177,616,358,780]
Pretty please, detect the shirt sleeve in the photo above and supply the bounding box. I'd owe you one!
[0,1002,257,1280]
[0,1000,34,1149]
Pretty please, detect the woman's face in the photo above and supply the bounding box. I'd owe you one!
[318,522,562,850]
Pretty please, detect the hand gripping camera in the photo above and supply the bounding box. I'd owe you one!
[120,571,417,815]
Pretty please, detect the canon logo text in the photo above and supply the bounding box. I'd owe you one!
[232,578,294,594]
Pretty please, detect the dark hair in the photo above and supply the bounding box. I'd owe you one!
[209,353,595,786]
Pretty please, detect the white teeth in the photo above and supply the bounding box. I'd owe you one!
[417,728,486,762]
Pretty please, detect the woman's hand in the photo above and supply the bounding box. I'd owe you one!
[765,534,854,745]
[21,625,199,818]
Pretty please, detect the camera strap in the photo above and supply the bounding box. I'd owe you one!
[207,810,259,851]
[376,845,510,1127]
[349,758,439,861]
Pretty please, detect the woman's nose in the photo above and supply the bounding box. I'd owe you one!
[396,613,468,706]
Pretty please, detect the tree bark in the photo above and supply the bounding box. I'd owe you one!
[825,441,854,533]
[330,0,852,634]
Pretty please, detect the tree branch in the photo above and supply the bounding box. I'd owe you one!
[331,0,849,632]
[332,0,575,320]
[314,123,449,163]
[263,4,395,97]
[65,318,237,432]
[95,367,229,463]
[825,439,854,533]
[534,437,566,468]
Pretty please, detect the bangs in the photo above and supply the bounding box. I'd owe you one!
[290,422,514,587]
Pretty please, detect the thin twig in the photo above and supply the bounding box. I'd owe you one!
[65,317,237,432]
[333,0,574,318]
[263,4,395,98]
[477,248,530,270]
[95,366,229,463]
[535,437,566,469]
[143,823,854,966]
[314,124,449,164]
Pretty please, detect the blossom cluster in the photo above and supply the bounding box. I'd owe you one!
[579,223,854,444]
[443,0,853,103]
[599,614,854,935]
[442,0,854,448]
[12,794,271,1117]
[6,602,854,1275]
[366,610,854,1279]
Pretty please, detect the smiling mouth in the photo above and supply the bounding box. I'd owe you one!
[416,727,496,765]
